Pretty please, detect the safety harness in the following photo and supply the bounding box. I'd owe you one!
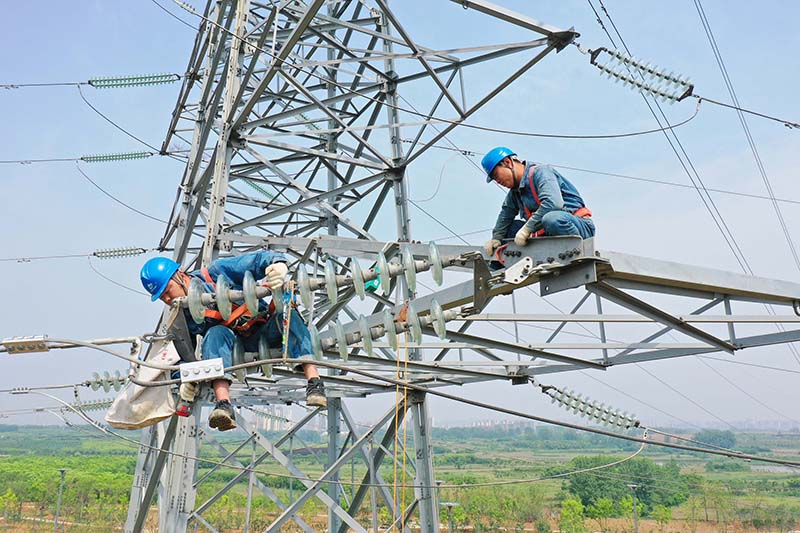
[198,268,274,336]
[494,166,594,266]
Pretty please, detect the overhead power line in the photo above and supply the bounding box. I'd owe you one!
[692,0,800,272]
[0,73,181,90]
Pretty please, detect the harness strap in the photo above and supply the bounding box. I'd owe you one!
[198,268,275,334]
[522,166,593,221]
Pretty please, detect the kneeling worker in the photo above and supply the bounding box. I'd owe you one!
[140,250,326,432]
[481,147,595,259]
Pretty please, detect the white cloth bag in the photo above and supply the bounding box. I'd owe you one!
[105,340,179,430]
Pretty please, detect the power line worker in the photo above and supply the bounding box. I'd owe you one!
[481,147,595,259]
[140,251,327,432]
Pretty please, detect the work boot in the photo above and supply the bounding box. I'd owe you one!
[208,400,237,431]
[306,378,327,408]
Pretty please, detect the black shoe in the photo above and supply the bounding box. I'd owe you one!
[208,400,237,431]
[306,378,327,408]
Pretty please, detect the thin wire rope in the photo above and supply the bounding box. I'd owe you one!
[697,355,800,375]
[87,256,150,297]
[695,95,800,130]
[0,157,80,164]
[76,85,187,164]
[694,356,800,425]
[693,0,800,272]
[76,162,168,223]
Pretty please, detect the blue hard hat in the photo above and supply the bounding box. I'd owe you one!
[481,147,516,183]
[140,257,181,301]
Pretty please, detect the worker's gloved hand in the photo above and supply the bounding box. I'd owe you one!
[483,239,502,257]
[264,262,289,291]
[179,382,199,402]
[514,225,533,246]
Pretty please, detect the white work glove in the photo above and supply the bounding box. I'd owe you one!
[264,262,289,291]
[179,382,198,402]
[483,239,501,257]
[514,225,533,246]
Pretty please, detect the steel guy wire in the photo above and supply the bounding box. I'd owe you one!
[692,0,800,272]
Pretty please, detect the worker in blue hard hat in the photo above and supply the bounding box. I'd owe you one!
[140,252,326,432]
[481,147,595,259]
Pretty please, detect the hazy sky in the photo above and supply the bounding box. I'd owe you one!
[1,1,799,432]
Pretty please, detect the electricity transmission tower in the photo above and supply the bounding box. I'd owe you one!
[121,1,800,531]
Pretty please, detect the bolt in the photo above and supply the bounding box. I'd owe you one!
[558,253,566,260]
[547,257,555,263]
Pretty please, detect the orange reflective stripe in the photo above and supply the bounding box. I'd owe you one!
[522,165,539,220]
[201,267,215,287]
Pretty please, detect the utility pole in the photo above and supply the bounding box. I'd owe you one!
[54,468,68,533]
[627,483,639,533]
[440,502,460,533]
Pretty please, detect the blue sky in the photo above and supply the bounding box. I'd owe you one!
[1,1,799,430]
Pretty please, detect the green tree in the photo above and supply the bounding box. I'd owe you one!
[653,504,672,532]
[559,497,584,533]
[587,497,613,532]
[693,429,736,450]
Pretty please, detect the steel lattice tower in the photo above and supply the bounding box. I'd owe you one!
[120,1,800,531]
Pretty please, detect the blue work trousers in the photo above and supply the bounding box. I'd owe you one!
[507,211,595,239]
[202,310,312,381]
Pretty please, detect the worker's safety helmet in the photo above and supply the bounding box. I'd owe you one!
[481,147,516,183]
[140,257,181,301]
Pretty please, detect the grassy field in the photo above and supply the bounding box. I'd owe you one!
[0,424,798,531]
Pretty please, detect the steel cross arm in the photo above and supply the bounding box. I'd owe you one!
[269,16,382,43]
[226,170,388,231]
[374,0,465,116]
[219,233,476,260]
[295,39,546,68]
[244,146,376,240]
[263,407,400,532]
[600,326,800,368]
[405,42,558,166]
[587,282,736,353]
[432,328,605,368]
[600,251,800,306]
[240,38,547,129]
[198,435,315,532]
[451,0,577,41]
[232,0,326,130]
[461,313,800,323]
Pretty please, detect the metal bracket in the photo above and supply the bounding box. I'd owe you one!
[471,254,492,314]
[540,261,598,296]
[179,358,225,383]
[504,257,533,284]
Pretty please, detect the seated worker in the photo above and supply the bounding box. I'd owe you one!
[481,147,595,259]
[140,251,326,432]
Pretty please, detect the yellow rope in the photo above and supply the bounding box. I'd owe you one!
[392,315,402,532]
[401,330,410,531]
